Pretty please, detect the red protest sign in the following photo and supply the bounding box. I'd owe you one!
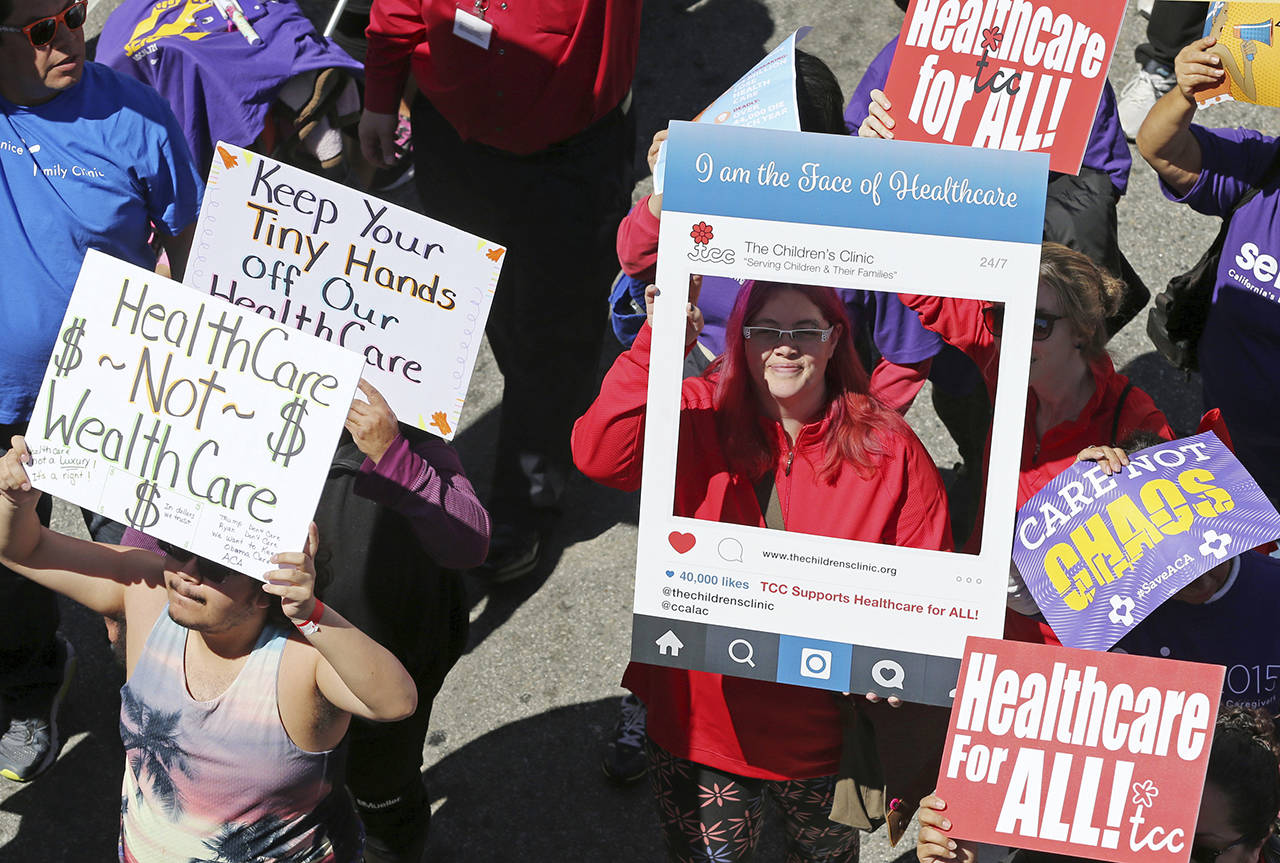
[936,637,1224,863]
[883,0,1127,174]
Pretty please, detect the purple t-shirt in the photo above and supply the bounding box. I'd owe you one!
[97,0,363,176]
[1115,552,1280,714]
[1162,125,1280,502]
[697,275,941,364]
[845,39,1131,194]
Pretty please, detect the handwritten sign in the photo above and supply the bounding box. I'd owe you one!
[24,251,364,580]
[1013,432,1280,650]
[1195,2,1280,107]
[652,27,809,194]
[883,0,1126,174]
[937,637,1223,863]
[186,143,504,439]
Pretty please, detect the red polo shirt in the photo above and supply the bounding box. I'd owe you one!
[364,0,641,154]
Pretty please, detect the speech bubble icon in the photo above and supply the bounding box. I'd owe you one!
[871,659,906,690]
[717,537,744,563]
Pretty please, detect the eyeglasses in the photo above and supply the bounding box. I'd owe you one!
[1189,835,1252,863]
[0,0,88,47]
[981,305,1066,342]
[155,538,235,585]
[742,325,835,348]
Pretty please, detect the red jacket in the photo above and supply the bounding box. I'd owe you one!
[365,0,640,153]
[900,294,1173,643]
[572,323,951,778]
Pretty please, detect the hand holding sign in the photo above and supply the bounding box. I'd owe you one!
[0,437,36,505]
[916,794,978,863]
[346,379,400,464]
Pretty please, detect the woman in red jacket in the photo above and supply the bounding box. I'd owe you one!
[573,279,951,862]
[901,243,1173,644]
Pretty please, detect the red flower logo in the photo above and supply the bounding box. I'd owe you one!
[690,221,714,245]
[981,26,1003,52]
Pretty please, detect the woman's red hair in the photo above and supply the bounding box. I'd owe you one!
[710,281,904,483]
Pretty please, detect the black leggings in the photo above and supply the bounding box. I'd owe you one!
[646,739,860,863]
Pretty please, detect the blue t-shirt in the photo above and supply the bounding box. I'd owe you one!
[1115,552,1280,714]
[1163,126,1280,502]
[844,39,1131,194]
[0,62,203,423]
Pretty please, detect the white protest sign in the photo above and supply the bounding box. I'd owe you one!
[630,123,1047,706]
[25,250,365,580]
[186,143,505,440]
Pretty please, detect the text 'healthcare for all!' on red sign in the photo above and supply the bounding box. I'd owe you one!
[936,637,1224,863]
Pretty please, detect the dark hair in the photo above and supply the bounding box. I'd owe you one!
[1208,705,1280,844]
[795,50,847,135]
[0,0,11,24]
[711,281,904,483]
[1039,243,1124,360]
[1119,430,1169,454]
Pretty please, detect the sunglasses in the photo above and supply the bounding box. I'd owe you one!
[1189,836,1252,863]
[981,305,1066,342]
[742,325,835,347]
[155,538,236,585]
[0,0,88,47]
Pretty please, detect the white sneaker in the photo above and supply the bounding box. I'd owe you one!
[1118,66,1177,141]
[1138,0,1154,18]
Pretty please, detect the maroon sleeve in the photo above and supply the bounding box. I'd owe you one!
[355,433,491,569]
[616,197,660,281]
[899,293,1000,395]
[571,322,656,491]
[892,431,953,553]
[364,0,427,114]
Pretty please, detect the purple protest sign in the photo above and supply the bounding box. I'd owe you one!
[1012,432,1280,651]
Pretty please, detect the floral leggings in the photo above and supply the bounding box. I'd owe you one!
[645,739,860,863]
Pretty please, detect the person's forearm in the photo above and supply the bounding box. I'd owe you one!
[0,496,43,566]
[356,436,490,569]
[1136,88,1202,194]
[310,604,417,721]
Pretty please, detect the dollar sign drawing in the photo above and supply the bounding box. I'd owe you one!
[124,480,161,530]
[267,398,308,466]
[53,317,85,377]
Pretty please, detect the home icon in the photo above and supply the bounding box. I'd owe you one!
[656,630,684,657]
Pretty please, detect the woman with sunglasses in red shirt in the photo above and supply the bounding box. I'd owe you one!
[900,243,1173,644]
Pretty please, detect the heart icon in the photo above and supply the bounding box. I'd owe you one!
[668,531,696,554]
[665,570,675,578]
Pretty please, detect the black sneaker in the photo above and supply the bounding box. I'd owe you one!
[475,522,544,584]
[0,634,77,782]
[600,694,647,784]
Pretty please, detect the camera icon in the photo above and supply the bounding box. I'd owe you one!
[799,648,833,680]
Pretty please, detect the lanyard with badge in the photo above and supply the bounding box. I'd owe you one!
[454,0,492,50]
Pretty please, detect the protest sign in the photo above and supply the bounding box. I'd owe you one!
[936,637,1223,863]
[630,122,1046,705]
[1195,3,1280,107]
[652,27,809,194]
[23,251,365,581]
[883,0,1127,174]
[186,143,505,440]
[1013,432,1280,651]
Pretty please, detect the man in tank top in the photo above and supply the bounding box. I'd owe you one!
[0,436,417,863]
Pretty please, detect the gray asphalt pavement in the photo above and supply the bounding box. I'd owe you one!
[1,1,1275,861]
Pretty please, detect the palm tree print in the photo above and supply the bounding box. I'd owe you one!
[187,815,329,863]
[119,688,196,818]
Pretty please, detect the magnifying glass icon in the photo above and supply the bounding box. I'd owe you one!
[728,638,756,668]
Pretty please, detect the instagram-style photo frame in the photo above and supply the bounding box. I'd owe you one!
[630,122,1048,705]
